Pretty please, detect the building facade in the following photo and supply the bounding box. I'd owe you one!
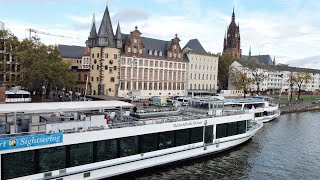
[0,27,19,85]
[87,6,121,96]
[229,61,320,94]
[73,69,91,95]
[58,44,84,70]
[81,41,90,69]
[223,8,241,58]
[184,39,218,93]
[118,28,187,98]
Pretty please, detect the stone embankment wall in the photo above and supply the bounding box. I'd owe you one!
[281,104,320,114]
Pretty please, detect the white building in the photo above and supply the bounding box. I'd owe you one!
[183,39,218,96]
[81,41,90,69]
[118,27,187,98]
[229,60,320,94]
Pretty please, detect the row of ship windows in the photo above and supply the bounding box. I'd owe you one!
[121,58,186,69]
[1,121,247,180]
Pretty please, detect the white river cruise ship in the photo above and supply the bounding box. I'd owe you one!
[0,100,262,180]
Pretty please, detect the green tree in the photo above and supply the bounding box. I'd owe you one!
[246,58,268,94]
[0,30,20,84]
[218,53,240,90]
[288,72,313,100]
[16,37,75,98]
[229,67,253,98]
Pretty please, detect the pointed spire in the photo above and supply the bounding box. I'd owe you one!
[273,56,276,65]
[249,45,251,57]
[115,22,122,49]
[89,12,98,39]
[98,5,115,47]
[232,6,235,19]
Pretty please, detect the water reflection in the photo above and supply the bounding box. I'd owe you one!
[114,112,320,180]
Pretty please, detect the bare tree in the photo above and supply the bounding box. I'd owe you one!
[246,58,268,95]
[288,72,313,100]
[229,67,254,98]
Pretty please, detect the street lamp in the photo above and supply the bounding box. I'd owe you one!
[42,85,45,102]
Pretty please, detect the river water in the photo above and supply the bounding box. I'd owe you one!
[117,112,320,180]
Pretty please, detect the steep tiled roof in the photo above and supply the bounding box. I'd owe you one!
[242,55,273,65]
[183,39,206,53]
[236,60,320,74]
[58,44,84,59]
[122,34,172,59]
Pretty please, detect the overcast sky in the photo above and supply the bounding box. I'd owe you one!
[1,0,319,69]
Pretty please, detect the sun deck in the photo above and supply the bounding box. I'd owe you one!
[0,100,248,138]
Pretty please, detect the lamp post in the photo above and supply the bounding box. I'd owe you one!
[42,85,45,102]
[62,88,65,102]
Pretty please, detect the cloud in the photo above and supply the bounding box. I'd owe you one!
[112,8,150,22]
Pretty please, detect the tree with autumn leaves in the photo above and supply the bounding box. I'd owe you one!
[0,30,74,98]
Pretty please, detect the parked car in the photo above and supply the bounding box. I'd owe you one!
[312,100,320,104]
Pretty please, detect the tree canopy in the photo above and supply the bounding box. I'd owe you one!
[1,30,75,98]
[218,53,240,90]
[246,58,268,94]
[229,67,254,98]
[288,72,313,100]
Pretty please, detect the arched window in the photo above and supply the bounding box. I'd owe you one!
[94,59,97,64]
[194,74,196,79]
[154,51,158,56]
[149,50,152,55]
[128,47,131,53]
[159,51,162,56]
[110,77,115,82]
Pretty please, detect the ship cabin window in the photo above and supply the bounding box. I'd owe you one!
[39,146,66,173]
[2,150,35,180]
[175,129,190,146]
[190,127,203,143]
[158,131,174,149]
[204,125,213,144]
[216,120,247,139]
[70,142,93,167]
[140,133,158,153]
[120,136,138,157]
[96,139,118,162]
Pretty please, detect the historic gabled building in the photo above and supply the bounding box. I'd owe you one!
[183,39,219,94]
[118,28,187,98]
[223,8,242,58]
[87,6,121,96]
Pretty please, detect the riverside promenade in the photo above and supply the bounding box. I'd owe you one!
[280,101,320,114]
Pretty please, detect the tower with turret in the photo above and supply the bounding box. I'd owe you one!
[223,7,241,58]
[87,5,122,96]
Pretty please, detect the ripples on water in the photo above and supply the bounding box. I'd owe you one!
[114,112,320,180]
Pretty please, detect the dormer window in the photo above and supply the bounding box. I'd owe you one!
[128,47,131,53]
[154,51,158,56]
[149,50,152,55]
[134,39,137,43]
[174,45,177,50]
[173,53,176,58]
[139,49,143,54]
[159,51,162,56]
[178,54,181,58]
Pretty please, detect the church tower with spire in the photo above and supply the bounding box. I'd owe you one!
[223,7,241,58]
[87,5,121,96]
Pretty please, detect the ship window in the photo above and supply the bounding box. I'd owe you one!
[140,133,158,153]
[216,123,227,138]
[96,139,118,162]
[190,127,203,143]
[158,131,174,149]
[120,136,138,157]
[204,125,213,144]
[237,121,246,134]
[175,129,190,146]
[2,150,35,180]
[227,122,238,136]
[39,146,66,173]
[70,142,93,167]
